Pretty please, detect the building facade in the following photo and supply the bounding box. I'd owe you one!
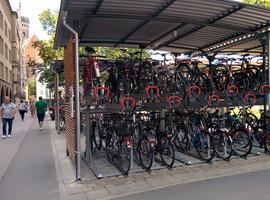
[0,0,14,104]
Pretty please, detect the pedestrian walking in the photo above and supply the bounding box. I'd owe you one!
[30,101,36,118]
[19,100,27,121]
[0,96,16,139]
[35,96,47,130]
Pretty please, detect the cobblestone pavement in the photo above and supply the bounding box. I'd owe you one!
[49,121,270,200]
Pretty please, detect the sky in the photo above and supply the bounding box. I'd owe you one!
[10,0,61,40]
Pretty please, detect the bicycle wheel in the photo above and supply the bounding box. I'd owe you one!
[138,136,154,170]
[195,130,215,162]
[118,141,131,175]
[265,134,270,153]
[59,117,65,131]
[92,121,102,150]
[159,135,175,167]
[174,124,188,152]
[213,130,233,160]
[232,128,252,157]
[105,131,114,163]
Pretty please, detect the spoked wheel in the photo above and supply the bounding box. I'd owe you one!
[91,122,102,152]
[195,130,215,162]
[138,137,154,170]
[159,136,175,168]
[174,125,187,153]
[265,135,270,153]
[59,117,65,131]
[232,128,252,157]
[213,131,233,160]
[105,132,114,162]
[118,141,131,175]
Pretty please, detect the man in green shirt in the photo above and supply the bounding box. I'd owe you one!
[35,96,47,130]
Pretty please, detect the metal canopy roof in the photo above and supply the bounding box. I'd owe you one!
[54,0,270,55]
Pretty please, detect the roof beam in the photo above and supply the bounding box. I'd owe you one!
[154,4,245,50]
[84,14,253,34]
[79,0,104,38]
[113,0,177,47]
[146,23,188,48]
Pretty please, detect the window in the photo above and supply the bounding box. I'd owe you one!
[5,66,8,81]
[5,43,8,60]
[9,29,11,42]
[9,49,11,63]
[0,11,3,30]
[0,62,3,79]
[9,70,12,82]
[0,36,3,54]
[4,21,7,36]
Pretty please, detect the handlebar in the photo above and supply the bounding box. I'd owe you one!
[145,86,160,97]
[120,97,136,110]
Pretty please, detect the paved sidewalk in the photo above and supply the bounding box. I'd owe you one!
[49,120,270,200]
[0,115,60,200]
[0,114,34,182]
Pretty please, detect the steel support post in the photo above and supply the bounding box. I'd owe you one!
[62,12,81,181]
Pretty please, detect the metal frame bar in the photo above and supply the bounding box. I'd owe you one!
[84,14,253,34]
[79,0,104,38]
[155,4,245,50]
[113,0,177,47]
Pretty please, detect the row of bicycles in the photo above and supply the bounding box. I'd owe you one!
[81,48,270,175]
[85,84,270,176]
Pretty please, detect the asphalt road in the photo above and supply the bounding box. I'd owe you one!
[114,168,270,200]
[0,118,59,200]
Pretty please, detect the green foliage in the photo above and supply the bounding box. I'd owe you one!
[38,9,58,35]
[95,47,151,60]
[243,0,270,7]
[30,9,63,84]
[28,79,36,97]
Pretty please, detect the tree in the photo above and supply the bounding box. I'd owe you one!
[31,9,152,85]
[28,79,36,98]
[29,9,63,84]
[243,0,270,7]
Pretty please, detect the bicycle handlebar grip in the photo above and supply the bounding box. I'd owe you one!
[145,86,160,97]
[120,97,136,110]
[93,86,110,98]
[167,96,181,108]
[188,85,201,97]
[227,85,239,96]
[260,84,270,95]
[208,95,221,106]
[244,92,256,105]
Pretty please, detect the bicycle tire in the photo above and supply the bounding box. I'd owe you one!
[195,130,215,162]
[232,128,252,157]
[138,136,154,170]
[159,136,175,168]
[119,141,132,175]
[105,131,114,163]
[213,130,233,160]
[265,134,270,153]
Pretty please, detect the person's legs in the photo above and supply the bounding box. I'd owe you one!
[2,118,7,138]
[19,110,23,120]
[7,119,13,137]
[40,113,45,129]
[22,111,25,121]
